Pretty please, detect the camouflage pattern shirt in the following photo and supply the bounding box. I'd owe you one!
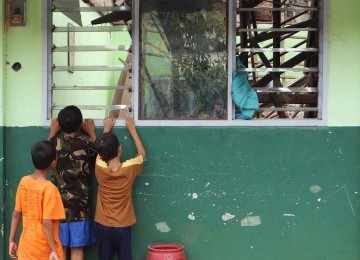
[50,134,97,222]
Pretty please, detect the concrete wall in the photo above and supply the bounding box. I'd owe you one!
[1,1,360,259]
[327,0,360,126]
[0,0,360,127]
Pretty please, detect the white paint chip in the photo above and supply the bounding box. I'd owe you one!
[222,212,235,222]
[283,213,296,217]
[188,213,196,221]
[192,193,198,199]
[241,216,261,226]
[155,222,171,233]
[145,183,149,186]
[309,185,322,194]
[205,182,211,187]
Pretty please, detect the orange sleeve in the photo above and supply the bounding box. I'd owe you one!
[43,184,66,220]
[14,182,22,212]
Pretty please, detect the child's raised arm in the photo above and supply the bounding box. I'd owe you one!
[48,119,61,141]
[126,118,146,158]
[82,119,96,141]
[103,118,115,133]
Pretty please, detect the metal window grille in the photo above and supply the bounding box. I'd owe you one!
[236,0,321,119]
[49,0,133,119]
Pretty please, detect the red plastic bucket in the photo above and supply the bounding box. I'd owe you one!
[147,243,186,260]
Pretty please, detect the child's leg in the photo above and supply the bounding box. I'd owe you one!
[68,219,96,259]
[63,246,68,260]
[113,226,132,260]
[70,247,84,260]
[59,223,71,260]
[96,223,115,260]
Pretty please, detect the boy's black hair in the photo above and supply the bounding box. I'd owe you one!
[57,105,83,134]
[31,140,56,170]
[95,132,120,162]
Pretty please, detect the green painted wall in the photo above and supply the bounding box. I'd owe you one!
[1,0,360,126]
[4,1,43,126]
[2,127,360,259]
[327,0,360,126]
[1,0,360,260]
[0,2,4,126]
[0,4,6,258]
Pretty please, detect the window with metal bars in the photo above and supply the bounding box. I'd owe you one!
[48,0,133,120]
[46,0,327,125]
[235,0,323,120]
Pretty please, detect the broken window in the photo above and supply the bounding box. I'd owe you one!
[46,0,326,124]
[236,0,322,119]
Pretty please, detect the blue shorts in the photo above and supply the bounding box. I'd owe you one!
[59,219,96,247]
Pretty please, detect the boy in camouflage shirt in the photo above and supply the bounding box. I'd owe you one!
[48,105,114,260]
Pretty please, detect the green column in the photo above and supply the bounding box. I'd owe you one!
[0,1,6,259]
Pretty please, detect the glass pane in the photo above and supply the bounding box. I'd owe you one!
[139,0,228,120]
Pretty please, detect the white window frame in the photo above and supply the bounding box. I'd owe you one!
[43,0,329,127]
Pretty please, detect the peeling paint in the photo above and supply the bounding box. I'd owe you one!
[192,193,198,199]
[1,223,3,238]
[241,216,261,226]
[283,213,296,217]
[222,212,235,221]
[309,185,322,193]
[155,222,171,233]
[205,182,210,187]
[188,213,195,221]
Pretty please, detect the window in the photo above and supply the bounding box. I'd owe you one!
[48,0,133,120]
[45,0,327,126]
[138,0,227,120]
[236,0,323,120]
